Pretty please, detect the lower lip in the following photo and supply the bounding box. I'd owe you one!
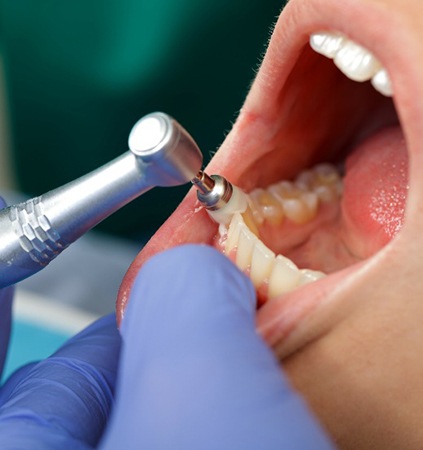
[256,260,367,358]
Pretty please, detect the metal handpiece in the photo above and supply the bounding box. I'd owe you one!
[0,112,203,287]
[192,170,249,226]
[192,171,233,210]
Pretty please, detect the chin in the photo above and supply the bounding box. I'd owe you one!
[117,0,423,448]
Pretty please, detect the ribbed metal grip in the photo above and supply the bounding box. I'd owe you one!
[9,198,67,265]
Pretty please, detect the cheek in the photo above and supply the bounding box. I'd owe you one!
[282,272,423,448]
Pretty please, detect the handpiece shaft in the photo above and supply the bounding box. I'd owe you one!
[0,112,203,287]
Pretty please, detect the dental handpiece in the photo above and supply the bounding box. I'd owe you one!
[192,171,248,225]
[0,112,203,288]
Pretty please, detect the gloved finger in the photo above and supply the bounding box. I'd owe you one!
[0,197,14,377]
[101,244,333,450]
[0,313,121,449]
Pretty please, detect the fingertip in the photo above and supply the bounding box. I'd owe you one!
[122,244,256,336]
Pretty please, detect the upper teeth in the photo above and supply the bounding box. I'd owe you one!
[310,32,392,97]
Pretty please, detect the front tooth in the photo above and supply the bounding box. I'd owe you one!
[236,224,256,271]
[225,213,243,254]
[371,68,393,97]
[250,240,275,288]
[268,255,300,300]
[334,40,381,82]
[310,32,345,58]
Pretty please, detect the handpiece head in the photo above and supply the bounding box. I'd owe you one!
[192,170,248,226]
[192,171,233,210]
[129,112,203,187]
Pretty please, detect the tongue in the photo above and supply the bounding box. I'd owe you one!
[341,125,409,259]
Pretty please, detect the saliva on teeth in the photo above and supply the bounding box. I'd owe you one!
[192,164,342,303]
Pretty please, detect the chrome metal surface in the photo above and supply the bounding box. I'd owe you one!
[0,112,203,287]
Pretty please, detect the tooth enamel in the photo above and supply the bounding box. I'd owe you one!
[313,163,340,182]
[371,68,393,97]
[268,255,301,300]
[283,197,313,224]
[269,181,302,205]
[241,207,260,237]
[310,32,392,97]
[225,213,243,254]
[301,191,319,216]
[298,268,326,286]
[334,40,381,82]
[243,164,344,228]
[221,211,329,304]
[236,223,256,271]
[250,240,275,288]
[294,170,314,190]
[313,184,336,203]
[249,189,265,225]
[309,32,345,58]
[258,190,285,225]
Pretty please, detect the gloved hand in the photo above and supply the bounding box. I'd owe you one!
[0,243,333,449]
[0,197,118,448]
[100,244,334,449]
[0,314,121,449]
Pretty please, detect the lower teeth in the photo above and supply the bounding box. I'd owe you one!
[218,163,342,303]
[248,163,342,227]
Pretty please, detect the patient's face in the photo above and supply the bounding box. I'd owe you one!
[118,0,423,447]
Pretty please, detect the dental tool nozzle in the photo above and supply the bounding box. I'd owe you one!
[192,171,248,226]
[0,112,203,288]
[192,171,233,210]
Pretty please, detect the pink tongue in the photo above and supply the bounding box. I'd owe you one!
[341,126,409,259]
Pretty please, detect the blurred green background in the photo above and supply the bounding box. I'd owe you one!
[0,0,283,240]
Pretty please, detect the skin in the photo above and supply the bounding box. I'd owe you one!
[118,0,423,448]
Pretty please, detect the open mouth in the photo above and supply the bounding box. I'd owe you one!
[117,0,423,360]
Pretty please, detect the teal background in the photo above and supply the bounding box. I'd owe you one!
[3,319,70,380]
[0,0,283,239]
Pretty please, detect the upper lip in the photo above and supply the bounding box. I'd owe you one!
[116,0,423,354]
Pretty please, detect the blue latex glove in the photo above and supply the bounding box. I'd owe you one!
[100,244,334,449]
[0,314,121,449]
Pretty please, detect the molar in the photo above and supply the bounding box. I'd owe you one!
[283,197,313,224]
[248,164,341,227]
[310,31,393,97]
[249,188,285,226]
